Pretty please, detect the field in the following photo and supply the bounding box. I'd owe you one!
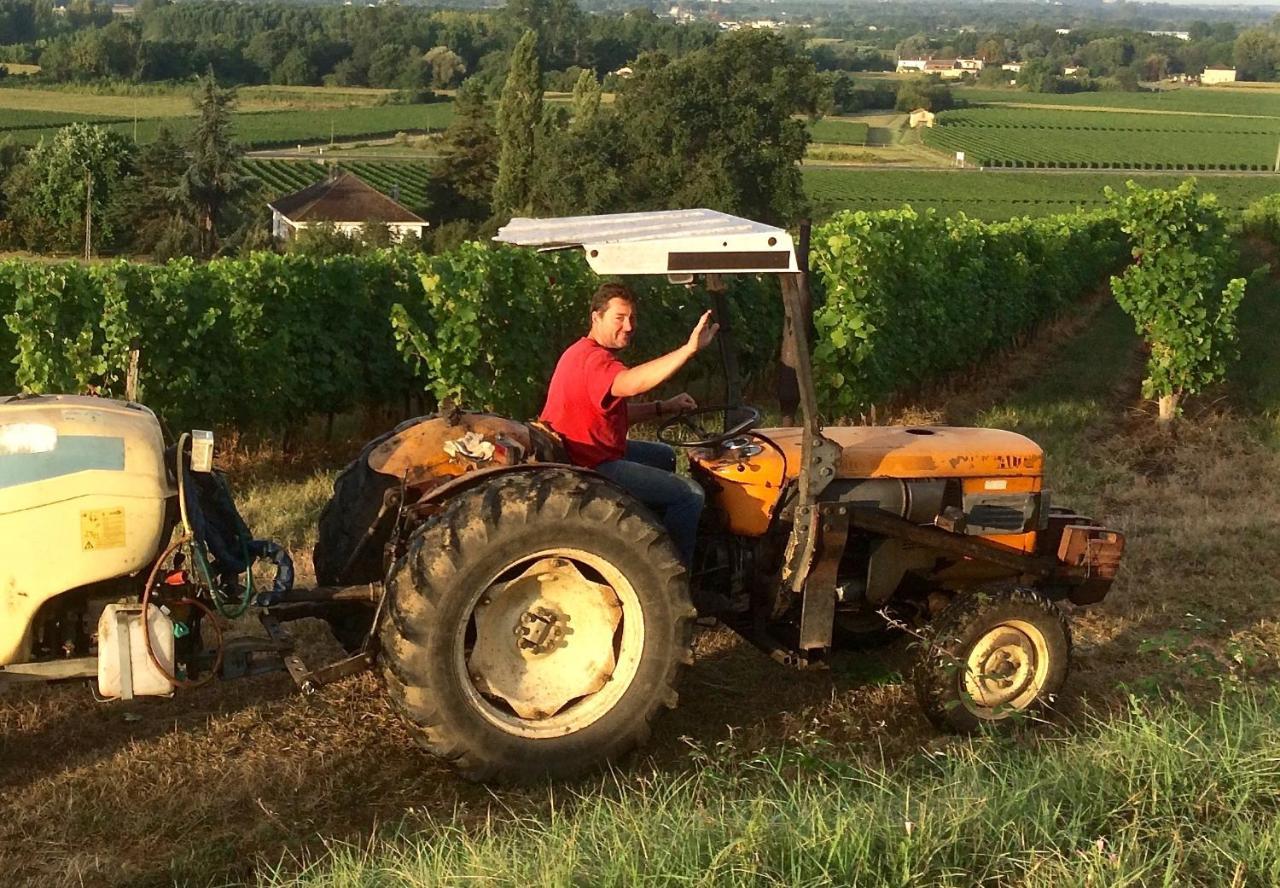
[804,168,1280,220]
[5,102,456,149]
[956,85,1280,118]
[241,159,432,209]
[923,106,1278,170]
[5,245,1280,884]
[808,118,871,145]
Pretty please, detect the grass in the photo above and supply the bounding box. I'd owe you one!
[924,106,1278,169]
[803,168,1280,221]
[7,102,456,148]
[808,118,871,145]
[957,85,1280,118]
[259,691,1280,886]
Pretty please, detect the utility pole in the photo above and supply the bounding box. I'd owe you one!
[83,168,93,262]
[1274,136,1280,173]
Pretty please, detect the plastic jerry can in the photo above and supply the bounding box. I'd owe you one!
[97,604,176,699]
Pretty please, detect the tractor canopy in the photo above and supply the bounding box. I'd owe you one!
[494,209,799,277]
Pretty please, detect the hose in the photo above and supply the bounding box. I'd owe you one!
[174,431,254,619]
[139,533,224,689]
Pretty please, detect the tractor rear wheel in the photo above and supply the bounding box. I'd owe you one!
[379,468,695,781]
[913,587,1071,732]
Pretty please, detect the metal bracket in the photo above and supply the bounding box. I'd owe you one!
[798,505,851,651]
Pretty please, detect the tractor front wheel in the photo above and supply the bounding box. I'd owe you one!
[913,587,1071,732]
[379,468,695,781]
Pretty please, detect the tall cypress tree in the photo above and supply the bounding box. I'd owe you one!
[570,68,601,132]
[492,30,542,220]
[175,69,255,257]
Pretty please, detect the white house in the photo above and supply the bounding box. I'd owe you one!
[1001,62,1023,73]
[896,58,928,72]
[269,172,428,244]
[1201,66,1238,85]
[908,108,936,128]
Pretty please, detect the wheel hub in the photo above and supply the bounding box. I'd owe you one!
[468,557,623,720]
[964,625,1042,714]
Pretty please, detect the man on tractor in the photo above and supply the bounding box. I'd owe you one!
[540,282,719,565]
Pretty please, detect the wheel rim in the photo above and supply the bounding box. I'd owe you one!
[458,548,645,738]
[960,619,1051,720]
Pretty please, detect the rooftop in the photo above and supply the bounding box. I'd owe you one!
[268,172,425,224]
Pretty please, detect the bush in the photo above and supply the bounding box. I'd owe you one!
[1243,193,1280,243]
[1106,179,1246,424]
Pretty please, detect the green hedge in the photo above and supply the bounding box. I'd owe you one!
[809,208,1126,416]
[0,208,1124,430]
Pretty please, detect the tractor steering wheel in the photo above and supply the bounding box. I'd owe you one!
[656,405,763,449]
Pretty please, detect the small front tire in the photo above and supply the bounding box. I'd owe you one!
[914,587,1071,732]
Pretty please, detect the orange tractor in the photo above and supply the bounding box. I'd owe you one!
[0,210,1124,782]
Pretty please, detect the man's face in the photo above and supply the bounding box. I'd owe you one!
[590,297,636,350]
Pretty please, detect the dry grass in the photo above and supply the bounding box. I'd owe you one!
[3,276,1280,885]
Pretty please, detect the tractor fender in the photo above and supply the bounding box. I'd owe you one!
[414,462,605,510]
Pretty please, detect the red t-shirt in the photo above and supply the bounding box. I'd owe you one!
[541,337,629,468]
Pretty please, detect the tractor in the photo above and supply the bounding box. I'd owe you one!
[0,210,1124,782]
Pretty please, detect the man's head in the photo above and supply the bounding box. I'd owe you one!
[588,282,636,350]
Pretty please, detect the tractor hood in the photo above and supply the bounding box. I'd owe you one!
[759,425,1044,480]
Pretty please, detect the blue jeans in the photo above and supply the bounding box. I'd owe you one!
[595,440,704,565]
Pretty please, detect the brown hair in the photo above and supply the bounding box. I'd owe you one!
[590,282,636,318]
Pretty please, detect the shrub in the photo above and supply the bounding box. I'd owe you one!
[1106,179,1246,424]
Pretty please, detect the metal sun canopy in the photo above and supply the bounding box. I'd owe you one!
[494,209,799,277]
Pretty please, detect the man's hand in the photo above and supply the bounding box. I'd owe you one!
[662,393,698,415]
[686,310,720,355]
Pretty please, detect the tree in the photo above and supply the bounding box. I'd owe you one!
[1106,180,1246,426]
[492,29,541,220]
[569,67,600,131]
[3,123,134,253]
[894,75,954,111]
[117,125,193,258]
[173,71,256,257]
[613,29,821,225]
[425,80,499,226]
[423,45,466,89]
[1234,29,1280,81]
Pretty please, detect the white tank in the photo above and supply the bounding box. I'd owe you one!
[0,395,169,666]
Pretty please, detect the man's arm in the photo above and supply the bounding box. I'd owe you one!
[611,310,719,399]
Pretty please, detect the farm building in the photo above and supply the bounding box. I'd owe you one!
[896,58,928,72]
[1201,66,1237,85]
[1001,62,1023,73]
[268,172,428,244]
[908,108,936,128]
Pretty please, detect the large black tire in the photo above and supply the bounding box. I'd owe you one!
[913,587,1071,732]
[379,468,695,782]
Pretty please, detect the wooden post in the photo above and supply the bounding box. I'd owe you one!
[83,168,93,262]
[125,347,140,402]
[1273,136,1280,174]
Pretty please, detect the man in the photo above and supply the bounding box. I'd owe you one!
[541,282,719,565]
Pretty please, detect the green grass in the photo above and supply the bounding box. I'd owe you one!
[957,85,1280,118]
[808,119,870,145]
[804,168,1280,221]
[925,106,1277,170]
[258,691,1280,886]
[0,108,124,131]
[7,102,456,148]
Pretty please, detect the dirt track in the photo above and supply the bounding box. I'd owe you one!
[5,288,1280,886]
